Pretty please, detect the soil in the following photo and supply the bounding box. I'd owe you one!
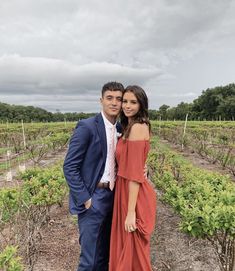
[32,190,220,271]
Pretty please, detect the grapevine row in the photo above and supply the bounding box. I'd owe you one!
[152,121,235,176]
[0,163,67,270]
[148,137,235,271]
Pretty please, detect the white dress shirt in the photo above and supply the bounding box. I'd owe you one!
[100,111,118,183]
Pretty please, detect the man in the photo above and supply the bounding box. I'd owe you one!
[63,82,124,271]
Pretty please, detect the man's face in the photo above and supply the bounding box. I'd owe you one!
[100,90,123,121]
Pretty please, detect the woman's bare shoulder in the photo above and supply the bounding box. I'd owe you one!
[128,123,149,140]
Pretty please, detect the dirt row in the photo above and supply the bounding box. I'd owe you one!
[161,139,235,182]
[33,190,220,271]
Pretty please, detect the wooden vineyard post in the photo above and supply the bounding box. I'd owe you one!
[181,113,188,151]
[6,150,13,182]
[5,121,13,182]
[19,120,26,173]
[158,115,161,136]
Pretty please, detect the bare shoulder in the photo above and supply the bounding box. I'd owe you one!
[129,123,150,140]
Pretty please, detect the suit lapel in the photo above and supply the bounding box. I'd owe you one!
[95,113,107,160]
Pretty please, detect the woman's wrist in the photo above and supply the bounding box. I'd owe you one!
[127,210,136,213]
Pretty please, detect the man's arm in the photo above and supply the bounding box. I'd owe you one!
[63,121,91,207]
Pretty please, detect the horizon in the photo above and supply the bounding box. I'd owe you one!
[1,80,234,114]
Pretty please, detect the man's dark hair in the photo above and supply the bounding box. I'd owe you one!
[102,82,124,97]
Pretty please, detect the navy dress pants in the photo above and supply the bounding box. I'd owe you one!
[77,188,113,271]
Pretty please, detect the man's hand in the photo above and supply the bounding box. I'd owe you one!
[84,198,92,209]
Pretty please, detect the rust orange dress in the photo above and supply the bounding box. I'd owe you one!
[109,138,156,271]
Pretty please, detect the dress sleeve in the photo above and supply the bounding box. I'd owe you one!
[117,140,148,183]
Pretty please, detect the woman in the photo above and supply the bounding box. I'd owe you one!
[109,85,156,271]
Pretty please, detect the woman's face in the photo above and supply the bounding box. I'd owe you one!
[122,91,140,119]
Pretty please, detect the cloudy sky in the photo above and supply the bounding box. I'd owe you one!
[0,0,235,112]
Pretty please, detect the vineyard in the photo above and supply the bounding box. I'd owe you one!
[152,121,235,177]
[0,121,234,271]
[0,122,75,179]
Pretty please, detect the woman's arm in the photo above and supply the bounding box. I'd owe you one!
[125,181,140,232]
[124,123,149,232]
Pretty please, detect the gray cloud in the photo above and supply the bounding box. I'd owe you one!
[0,54,161,93]
[0,0,235,112]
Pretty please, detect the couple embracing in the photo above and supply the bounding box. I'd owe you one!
[63,82,156,271]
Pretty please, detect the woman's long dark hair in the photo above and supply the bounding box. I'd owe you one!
[120,85,151,139]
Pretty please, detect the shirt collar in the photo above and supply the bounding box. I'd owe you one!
[101,111,117,129]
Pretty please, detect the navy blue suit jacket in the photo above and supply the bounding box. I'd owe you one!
[63,113,121,214]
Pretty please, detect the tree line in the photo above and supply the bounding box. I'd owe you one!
[0,103,95,122]
[150,83,235,121]
[0,83,234,122]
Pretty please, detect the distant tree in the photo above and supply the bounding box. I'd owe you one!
[174,102,192,120]
[165,107,176,120]
[0,102,11,121]
[192,83,235,120]
[216,96,235,120]
[148,109,159,120]
[157,102,193,121]
[158,104,170,120]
